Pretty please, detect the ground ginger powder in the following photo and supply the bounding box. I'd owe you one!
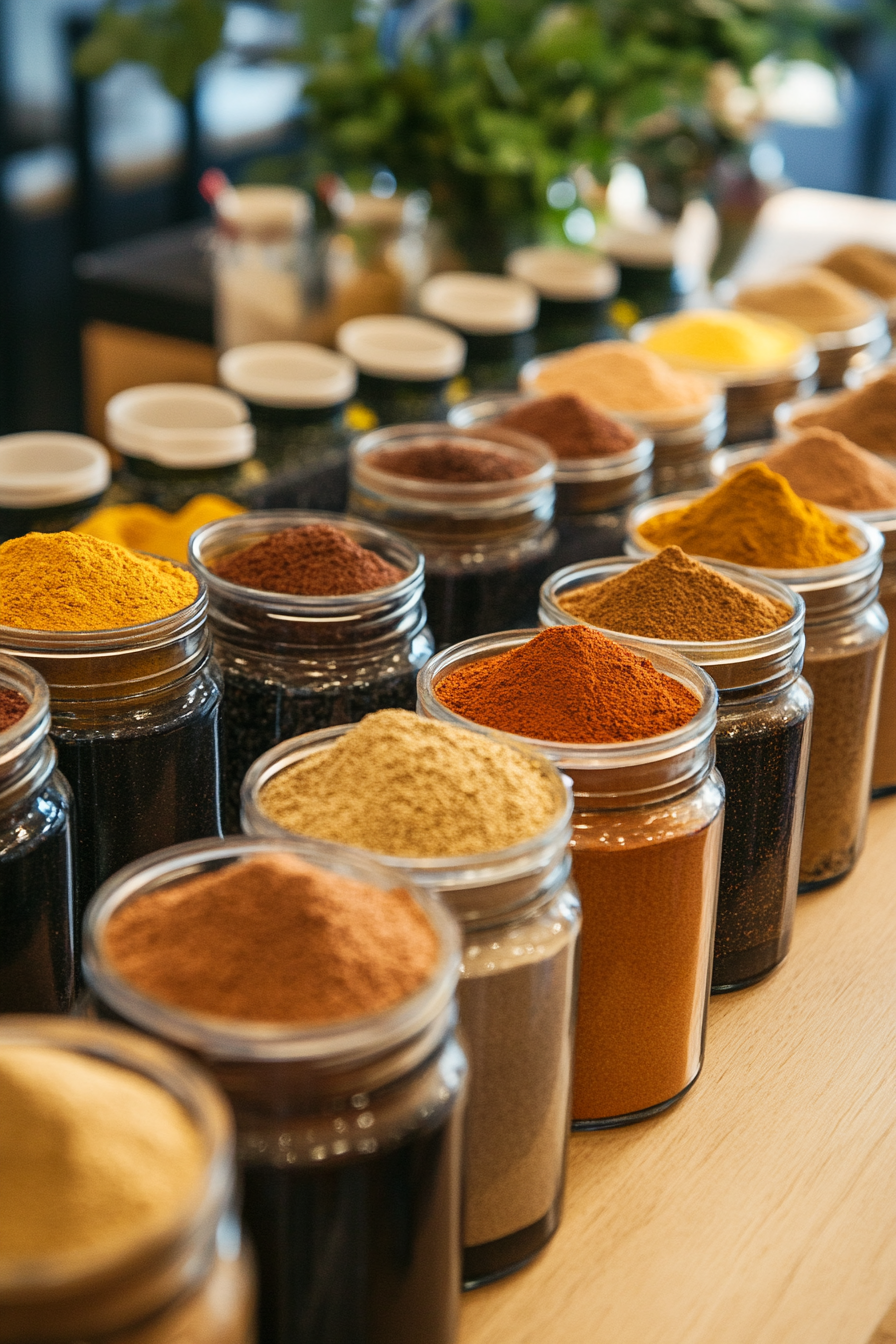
[0,1045,203,1259]
[735,266,874,335]
[0,531,198,631]
[259,709,561,858]
[530,341,716,415]
[637,463,862,569]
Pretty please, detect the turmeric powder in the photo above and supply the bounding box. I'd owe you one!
[636,463,863,569]
[0,531,198,631]
[77,494,245,564]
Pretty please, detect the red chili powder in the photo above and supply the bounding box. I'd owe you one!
[435,624,700,744]
[0,687,27,732]
[213,523,406,597]
[368,441,530,483]
[496,394,638,460]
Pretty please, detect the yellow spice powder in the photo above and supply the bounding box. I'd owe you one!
[77,494,245,564]
[530,341,717,415]
[641,309,806,371]
[735,266,874,335]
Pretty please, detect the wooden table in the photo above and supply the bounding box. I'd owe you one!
[460,792,896,1344]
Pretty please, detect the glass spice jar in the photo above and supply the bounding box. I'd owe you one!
[0,1015,254,1344]
[104,384,259,511]
[83,835,467,1344]
[349,424,557,647]
[0,433,110,543]
[869,510,896,794]
[242,728,581,1290]
[504,247,619,354]
[0,655,75,1014]
[418,272,539,392]
[626,497,886,889]
[448,391,653,566]
[336,315,467,427]
[540,559,812,991]
[0,575,223,911]
[417,631,724,1128]
[189,510,432,830]
[217,341,358,476]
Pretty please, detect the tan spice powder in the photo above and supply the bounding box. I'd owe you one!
[531,341,716,415]
[765,427,896,512]
[735,267,874,335]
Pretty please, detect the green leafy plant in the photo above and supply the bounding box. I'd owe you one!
[73,0,225,102]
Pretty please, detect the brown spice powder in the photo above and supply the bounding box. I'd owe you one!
[765,427,896,511]
[368,441,529,483]
[495,393,637,460]
[570,820,716,1121]
[213,523,405,596]
[821,244,896,301]
[0,688,28,732]
[791,370,896,457]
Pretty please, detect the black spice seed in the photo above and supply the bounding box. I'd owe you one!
[712,701,811,992]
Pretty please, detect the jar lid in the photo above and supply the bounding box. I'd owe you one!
[505,247,619,302]
[214,185,311,240]
[218,342,358,409]
[0,433,111,507]
[105,384,255,468]
[598,225,677,268]
[336,315,466,381]
[418,272,538,335]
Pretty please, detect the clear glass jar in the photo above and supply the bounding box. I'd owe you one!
[218,342,358,476]
[540,559,813,991]
[241,728,580,1290]
[0,1015,253,1344]
[505,246,619,354]
[0,578,223,910]
[336,315,467,427]
[83,835,467,1344]
[417,632,724,1128]
[213,186,313,350]
[0,433,110,543]
[189,510,432,830]
[626,498,887,889]
[869,511,896,794]
[0,655,75,1013]
[349,424,556,647]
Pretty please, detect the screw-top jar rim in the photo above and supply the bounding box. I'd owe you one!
[416,628,718,805]
[336,315,466,381]
[0,433,110,507]
[218,341,358,409]
[539,556,806,692]
[105,384,255,468]
[83,835,461,1066]
[241,722,573,924]
[0,1015,233,1298]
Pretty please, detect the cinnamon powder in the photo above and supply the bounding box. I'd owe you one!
[368,441,530,483]
[495,394,637,460]
[0,688,28,732]
[791,369,896,457]
[213,523,406,596]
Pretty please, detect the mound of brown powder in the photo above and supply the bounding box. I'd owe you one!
[821,244,896,301]
[557,547,791,642]
[495,393,637,459]
[368,441,531,483]
[791,369,896,456]
[0,687,28,732]
[765,427,896,512]
[213,522,406,596]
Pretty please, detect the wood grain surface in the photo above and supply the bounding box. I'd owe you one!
[461,793,896,1344]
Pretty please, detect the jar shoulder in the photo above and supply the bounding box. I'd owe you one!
[0,770,71,858]
[571,771,725,846]
[805,601,888,658]
[50,662,222,739]
[716,675,813,739]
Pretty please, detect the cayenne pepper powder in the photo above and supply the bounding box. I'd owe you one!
[435,624,700,744]
[368,440,530,483]
[495,394,638,460]
[213,522,405,596]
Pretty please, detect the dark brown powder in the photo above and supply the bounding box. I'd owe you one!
[368,441,530,483]
[765,427,896,511]
[103,852,438,1024]
[791,369,896,457]
[495,394,638,460]
[213,523,406,596]
[0,688,28,732]
[557,546,792,641]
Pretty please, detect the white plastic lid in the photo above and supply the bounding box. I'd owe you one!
[0,433,111,507]
[418,272,538,335]
[214,186,311,240]
[336,316,466,381]
[105,384,255,468]
[505,246,619,301]
[598,225,677,267]
[218,342,358,409]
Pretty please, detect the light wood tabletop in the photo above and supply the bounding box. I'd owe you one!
[460,792,896,1344]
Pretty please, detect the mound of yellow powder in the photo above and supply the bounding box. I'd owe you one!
[641,309,806,371]
[0,531,198,631]
[76,494,244,564]
[0,1045,204,1260]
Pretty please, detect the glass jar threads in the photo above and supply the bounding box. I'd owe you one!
[541,559,812,991]
[418,272,538,391]
[336,315,466,427]
[418,632,724,1127]
[242,728,580,1289]
[105,384,257,511]
[0,434,110,543]
[349,424,556,647]
[505,246,619,354]
[0,1015,253,1344]
[627,498,886,889]
[218,342,357,475]
[189,511,432,827]
[0,655,75,1013]
[0,577,223,907]
[83,835,466,1344]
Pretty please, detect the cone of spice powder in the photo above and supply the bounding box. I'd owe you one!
[542,550,811,993]
[243,709,580,1286]
[85,837,465,1344]
[788,367,896,457]
[417,625,724,1127]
